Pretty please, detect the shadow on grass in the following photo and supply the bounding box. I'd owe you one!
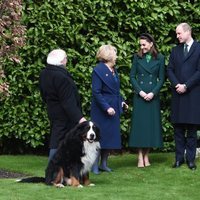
[0,169,27,179]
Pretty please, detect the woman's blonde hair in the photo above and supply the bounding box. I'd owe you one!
[96,44,117,62]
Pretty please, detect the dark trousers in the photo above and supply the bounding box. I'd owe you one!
[174,124,197,162]
[48,149,57,162]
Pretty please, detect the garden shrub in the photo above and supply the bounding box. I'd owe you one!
[0,0,199,153]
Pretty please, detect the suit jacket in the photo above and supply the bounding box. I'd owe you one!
[167,41,200,124]
[39,64,83,148]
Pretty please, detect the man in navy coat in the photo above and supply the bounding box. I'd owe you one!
[167,23,200,170]
[39,49,86,160]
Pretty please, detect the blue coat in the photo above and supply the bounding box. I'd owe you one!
[167,41,200,124]
[90,62,123,149]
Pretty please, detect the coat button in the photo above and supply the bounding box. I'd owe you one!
[141,74,144,76]
[140,81,143,84]
[149,81,152,84]
[149,74,152,77]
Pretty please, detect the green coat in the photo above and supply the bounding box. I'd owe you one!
[129,53,165,148]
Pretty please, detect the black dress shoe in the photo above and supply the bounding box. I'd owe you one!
[187,162,197,170]
[172,160,184,168]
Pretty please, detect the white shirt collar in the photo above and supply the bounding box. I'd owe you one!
[186,39,194,51]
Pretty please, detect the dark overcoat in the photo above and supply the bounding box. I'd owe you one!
[129,53,165,148]
[90,62,123,149]
[167,41,200,124]
[39,64,83,148]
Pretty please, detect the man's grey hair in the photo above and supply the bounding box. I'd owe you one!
[47,49,67,66]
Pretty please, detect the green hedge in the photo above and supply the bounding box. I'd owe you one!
[0,0,200,153]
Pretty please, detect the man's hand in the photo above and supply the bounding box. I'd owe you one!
[175,84,187,94]
[79,117,87,124]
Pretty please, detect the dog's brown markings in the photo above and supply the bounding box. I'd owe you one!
[70,176,81,187]
[52,168,64,188]
[82,174,91,186]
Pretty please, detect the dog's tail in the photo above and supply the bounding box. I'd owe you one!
[16,177,45,183]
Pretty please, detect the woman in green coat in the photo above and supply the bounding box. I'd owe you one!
[129,33,165,168]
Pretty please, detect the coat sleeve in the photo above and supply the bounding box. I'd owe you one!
[152,55,165,95]
[92,70,110,112]
[130,55,142,94]
[56,76,83,123]
[185,55,200,89]
[167,48,179,87]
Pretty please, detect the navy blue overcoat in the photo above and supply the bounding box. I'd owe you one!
[90,62,123,149]
[167,41,200,124]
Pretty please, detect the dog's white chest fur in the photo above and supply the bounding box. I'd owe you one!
[81,141,100,175]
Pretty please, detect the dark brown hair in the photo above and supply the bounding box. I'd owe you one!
[137,33,158,59]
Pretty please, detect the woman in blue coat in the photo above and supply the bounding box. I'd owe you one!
[129,34,165,168]
[91,44,128,174]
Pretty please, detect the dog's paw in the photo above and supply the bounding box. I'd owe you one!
[55,183,65,188]
[77,184,83,188]
[88,183,95,187]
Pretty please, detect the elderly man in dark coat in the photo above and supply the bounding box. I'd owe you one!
[167,23,200,170]
[39,49,86,160]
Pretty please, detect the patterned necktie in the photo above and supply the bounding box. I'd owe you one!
[184,44,188,56]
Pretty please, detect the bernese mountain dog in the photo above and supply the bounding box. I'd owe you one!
[18,121,100,188]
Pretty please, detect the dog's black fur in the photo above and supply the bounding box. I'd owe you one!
[18,121,100,187]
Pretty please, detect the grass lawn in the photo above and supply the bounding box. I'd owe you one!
[0,153,200,200]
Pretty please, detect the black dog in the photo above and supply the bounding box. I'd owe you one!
[18,121,100,187]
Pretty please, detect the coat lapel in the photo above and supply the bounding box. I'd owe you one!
[94,62,120,93]
[137,57,159,73]
[183,41,197,62]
